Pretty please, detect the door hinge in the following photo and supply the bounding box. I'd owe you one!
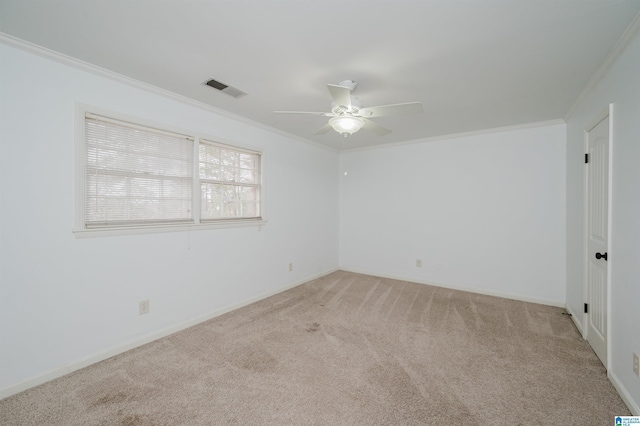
[585,153,589,164]
[584,303,588,313]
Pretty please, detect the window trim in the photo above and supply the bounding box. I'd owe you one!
[74,104,267,238]
[199,138,262,222]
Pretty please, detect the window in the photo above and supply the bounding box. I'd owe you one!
[199,140,261,221]
[84,114,194,227]
[76,110,263,235]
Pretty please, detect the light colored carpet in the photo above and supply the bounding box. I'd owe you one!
[1,271,630,425]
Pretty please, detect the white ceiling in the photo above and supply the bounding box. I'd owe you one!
[1,0,639,150]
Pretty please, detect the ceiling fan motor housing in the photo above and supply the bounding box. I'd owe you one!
[273,79,422,138]
[337,80,358,91]
[331,96,362,115]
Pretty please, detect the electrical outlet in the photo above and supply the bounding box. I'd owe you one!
[139,299,150,315]
[633,352,639,377]
[416,259,422,267]
[289,263,293,272]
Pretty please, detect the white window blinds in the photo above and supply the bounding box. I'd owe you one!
[84,114,194,228]
[199,140,261,220]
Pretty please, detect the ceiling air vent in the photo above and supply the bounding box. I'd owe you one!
[203,77,247,98]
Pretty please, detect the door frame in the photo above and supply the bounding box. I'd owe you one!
[582,103,614,372]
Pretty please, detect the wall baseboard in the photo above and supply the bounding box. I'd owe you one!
[339,268,640,412]
[5,267,636,413]
[609,370,640,415]
[338,266,565,307]
[0,268,338,400]
[565,306,639,414]
[564,304,584,335]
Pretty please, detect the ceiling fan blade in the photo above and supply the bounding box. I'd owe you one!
[327,84,352,110]
[273,111,333,116]
[362,118,391,136]
[314,123,333,135]
[361,102,423,118]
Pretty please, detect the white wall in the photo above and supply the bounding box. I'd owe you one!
[566,29,640,414]
[0,43,339,394]
[6,28,639,411]
[340,124,566,305]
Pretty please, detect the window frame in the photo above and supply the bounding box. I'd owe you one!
[74,104,266,237]
[199,139,262,223]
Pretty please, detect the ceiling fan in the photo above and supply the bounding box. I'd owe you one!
[274,80,423,137]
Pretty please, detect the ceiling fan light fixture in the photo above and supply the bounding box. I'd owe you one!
[274,80,421,138]
[329,115,365,137]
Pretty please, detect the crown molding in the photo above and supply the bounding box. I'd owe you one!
[564,11,640,122]
[0,32,337,153]
[341,119,566,153]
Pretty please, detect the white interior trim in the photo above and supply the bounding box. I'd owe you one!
[0,267,338,400]
[73,220,269,238]
[581,104,613,370]
[564,303,583,335]
[585,106,612,132]
[342,119,566,153]
[607,103,615,374]
[564,12,640,122]
[74,103,268,237]
[580,107,609,338]
[0,32,336,154]
[339,267,565,308]
[609,370,640,415]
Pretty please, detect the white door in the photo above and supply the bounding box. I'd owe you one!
[585,114,609,367]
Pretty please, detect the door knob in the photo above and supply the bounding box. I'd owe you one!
[595,252,608,261]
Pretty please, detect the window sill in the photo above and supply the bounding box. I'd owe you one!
[73,219,267,238]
